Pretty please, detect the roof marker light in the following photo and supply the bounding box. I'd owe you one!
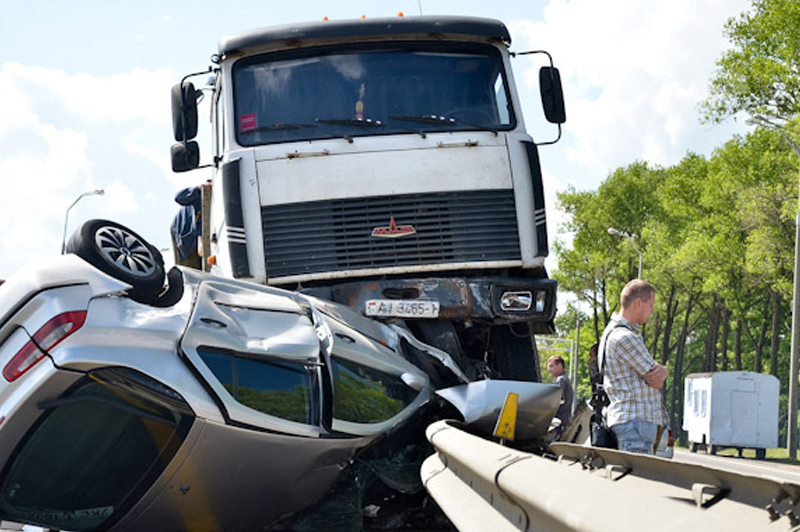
[3,311,87,382]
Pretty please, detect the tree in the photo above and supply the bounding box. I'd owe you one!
[704,0,800,123]
[552,134,799,439]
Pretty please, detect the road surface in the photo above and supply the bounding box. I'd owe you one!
[673,448,800,483]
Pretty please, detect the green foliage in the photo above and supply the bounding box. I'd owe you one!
[704,0,800,122]
[553,130,798,438]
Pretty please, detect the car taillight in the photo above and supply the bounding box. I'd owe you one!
[3,311,87,382]
[668,429,675,447]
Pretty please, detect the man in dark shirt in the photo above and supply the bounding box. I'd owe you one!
[547,355,574,430]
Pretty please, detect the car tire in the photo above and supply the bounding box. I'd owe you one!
[67,219,166,304]
[491,322,540,382]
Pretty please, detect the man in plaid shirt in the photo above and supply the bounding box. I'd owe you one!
[599,280,668,454]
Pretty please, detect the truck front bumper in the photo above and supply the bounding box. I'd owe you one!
[302,276,557,333]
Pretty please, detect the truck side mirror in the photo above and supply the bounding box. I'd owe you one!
[171,82,199,141]
[171,141,200,172]
[539,67,566,125]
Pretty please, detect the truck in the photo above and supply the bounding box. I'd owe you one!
[169,14,566,384]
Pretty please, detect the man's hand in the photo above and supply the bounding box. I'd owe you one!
[644,364,668,389]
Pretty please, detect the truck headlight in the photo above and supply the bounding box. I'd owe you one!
[500,291,531,312]
[499,290,547,313]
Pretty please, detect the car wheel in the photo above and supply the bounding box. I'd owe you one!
[67,219,166,304]
[491,322,540,382]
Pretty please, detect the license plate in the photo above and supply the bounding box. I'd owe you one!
[365,299,440,319]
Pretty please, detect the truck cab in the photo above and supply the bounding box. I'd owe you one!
[171,15,566,383]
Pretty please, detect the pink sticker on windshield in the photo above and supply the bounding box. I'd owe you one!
[241,113,257,132]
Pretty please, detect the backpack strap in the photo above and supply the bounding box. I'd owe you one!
[598,321,626,374]
[592,321,626,414]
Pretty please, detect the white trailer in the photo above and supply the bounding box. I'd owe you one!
[683,371,778,459]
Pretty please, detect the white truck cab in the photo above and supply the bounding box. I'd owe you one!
[171,15,566,383]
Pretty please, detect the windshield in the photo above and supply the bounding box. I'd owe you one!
[232,42,514,145]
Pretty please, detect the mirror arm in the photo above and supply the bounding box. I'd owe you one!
[512,49,560,94]
[535,123,562,147]
[511,49,555,67]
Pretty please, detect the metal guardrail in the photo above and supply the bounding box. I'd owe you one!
[422,420,800,531]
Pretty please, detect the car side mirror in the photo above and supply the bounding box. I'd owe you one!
[171,82,199,141]
[539,66,566,124]
[171,141,200,172]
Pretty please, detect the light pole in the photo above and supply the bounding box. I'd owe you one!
[608,227,642,279]
[746,115,800,460]
[61,189,104,254]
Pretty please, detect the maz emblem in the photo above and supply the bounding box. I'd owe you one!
[371,217,416,238]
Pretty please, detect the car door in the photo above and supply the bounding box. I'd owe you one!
[180,279,326,436]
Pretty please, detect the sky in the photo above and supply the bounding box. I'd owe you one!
[0,0,753,281]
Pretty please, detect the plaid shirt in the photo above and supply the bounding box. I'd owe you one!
[599,313,666,427]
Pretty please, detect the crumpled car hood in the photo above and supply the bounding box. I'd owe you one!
[436,380,561,441]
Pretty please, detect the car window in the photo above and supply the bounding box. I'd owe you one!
[199,348,314,424]
[0,368,193,532]
[331,356,418,424]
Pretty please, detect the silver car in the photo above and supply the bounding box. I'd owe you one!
[0,220,560,532]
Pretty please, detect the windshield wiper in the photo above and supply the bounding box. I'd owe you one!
[389,115,496,135]
[316,118,384,127]
[389,115,458,126]
[242,123,318,133]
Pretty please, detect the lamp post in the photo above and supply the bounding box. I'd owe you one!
[746,115,800,460]
[61,189,104,254]
[608,227,642,279]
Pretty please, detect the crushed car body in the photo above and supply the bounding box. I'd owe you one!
[0,220,561,532]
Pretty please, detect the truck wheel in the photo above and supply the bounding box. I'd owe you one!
[491,322,540,382]
[709,444,718,456]
[66,219,166,304]
[689,441,697,453]
[755,448,766,460]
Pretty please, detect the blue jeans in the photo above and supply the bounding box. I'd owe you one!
[611,420,658,455]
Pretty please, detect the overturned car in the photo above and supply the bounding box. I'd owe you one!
[0,220,560,532]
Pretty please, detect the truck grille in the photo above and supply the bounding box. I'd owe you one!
[262,190,521,279]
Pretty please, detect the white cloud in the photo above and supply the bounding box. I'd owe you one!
[510,0,750,184]
[505,0,753,286]
[0,63,182,278]
[0,1,757,290]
